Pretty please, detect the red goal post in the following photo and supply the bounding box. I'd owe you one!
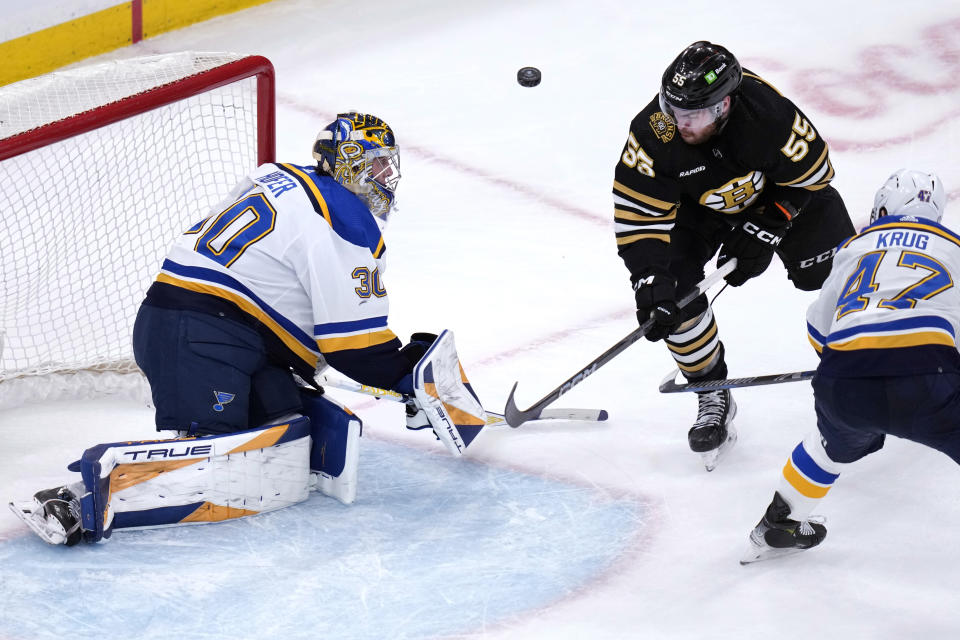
[0,55,275,164]
[0,52,276,407]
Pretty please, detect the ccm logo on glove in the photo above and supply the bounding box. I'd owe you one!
[742,220,784,247]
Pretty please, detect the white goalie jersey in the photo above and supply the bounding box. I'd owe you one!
[146,162,410,386]
[806,214,960,377]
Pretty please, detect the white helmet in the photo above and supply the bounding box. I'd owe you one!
[870,169,946,224]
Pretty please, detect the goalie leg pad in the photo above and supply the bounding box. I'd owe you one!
[300,389,362,505]
[413,330,486,456]
[63,418,311,543]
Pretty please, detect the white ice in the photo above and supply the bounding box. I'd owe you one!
[2,1,960,638]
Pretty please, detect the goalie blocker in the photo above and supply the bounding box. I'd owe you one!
[9,391,361,546]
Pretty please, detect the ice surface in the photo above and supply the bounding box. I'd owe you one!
[1,439,646,639]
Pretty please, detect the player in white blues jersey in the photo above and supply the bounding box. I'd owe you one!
[742,169,960,563]
[134,112,420,435]
[9,113,488,546]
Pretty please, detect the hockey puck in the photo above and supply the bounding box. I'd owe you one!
[517,66,542,87]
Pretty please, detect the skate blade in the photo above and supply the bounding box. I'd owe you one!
[700,424,738,472]
[740,540,810,565]
[7,500,68,545]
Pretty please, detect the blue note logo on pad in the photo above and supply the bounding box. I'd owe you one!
[212,391,236,412]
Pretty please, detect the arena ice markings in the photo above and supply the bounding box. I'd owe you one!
[0,439,646,639]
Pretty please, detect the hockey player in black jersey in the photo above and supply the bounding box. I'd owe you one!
[614,41,855,469]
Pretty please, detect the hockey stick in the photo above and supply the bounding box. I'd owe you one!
[503,259,737,428]
[658,367,815,393]
[317,374,608,427]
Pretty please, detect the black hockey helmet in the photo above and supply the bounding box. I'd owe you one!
[659,41,742,111]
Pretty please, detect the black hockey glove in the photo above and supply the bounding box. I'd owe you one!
[633,269,681,342]
[399,332,439,368]
[400,332,439,432]
[717,206,792,287]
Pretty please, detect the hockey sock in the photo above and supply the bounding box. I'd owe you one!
[666,308,723,379]
[776,430,847,522]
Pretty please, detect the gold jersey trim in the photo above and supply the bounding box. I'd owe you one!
[776,145,831,187]
[616,232,670,246]
[612,180,675,211]
[614,207,677,223]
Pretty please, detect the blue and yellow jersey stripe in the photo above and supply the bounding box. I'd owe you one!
[822,315,955,352]
[274,163,385,259]
[806,322,826,354]
[157,259,321,368]
[277,163,334,227]
[314,316,398,353]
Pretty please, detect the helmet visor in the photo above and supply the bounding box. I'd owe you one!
[658,90,725,129]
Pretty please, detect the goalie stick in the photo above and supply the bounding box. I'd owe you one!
[316,374,608,427]
[658,367,815,393]
[504,259,737,428]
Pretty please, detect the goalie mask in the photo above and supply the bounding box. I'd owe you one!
[312,112,401,221]
[870,169,946,224]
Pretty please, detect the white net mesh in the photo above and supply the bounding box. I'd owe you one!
[0,52,270,407]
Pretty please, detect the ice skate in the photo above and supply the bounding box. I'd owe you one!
[741,492,826,564]
[8,485,82,546]
[688,388,737,471]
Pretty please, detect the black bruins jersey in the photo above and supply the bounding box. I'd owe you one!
[613,70,835,278]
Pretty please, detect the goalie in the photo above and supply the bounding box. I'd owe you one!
[9,113,486,546]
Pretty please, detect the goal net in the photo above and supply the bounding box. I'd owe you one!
[0,52,275,407]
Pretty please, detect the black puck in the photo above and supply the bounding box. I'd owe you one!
[517,66,542,87]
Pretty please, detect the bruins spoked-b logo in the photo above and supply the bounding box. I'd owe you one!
[699,171,766,214]
[649,112,676,143]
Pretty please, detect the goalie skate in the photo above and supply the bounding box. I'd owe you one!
[8,486,82,546]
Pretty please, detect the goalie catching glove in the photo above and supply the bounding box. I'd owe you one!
[717,201,794,287]
[399,332,439,368]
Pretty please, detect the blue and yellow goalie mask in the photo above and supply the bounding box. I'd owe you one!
[312,112,401,221]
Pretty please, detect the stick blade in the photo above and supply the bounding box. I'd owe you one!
[658,369,682,393]
[659,368,816,393]
[503,382,541,428]
[539,408,609,421]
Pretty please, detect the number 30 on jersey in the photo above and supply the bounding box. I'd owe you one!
[352,267,386,298]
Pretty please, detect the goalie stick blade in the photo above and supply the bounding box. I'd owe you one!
[486,407,609,426]
[658,368,816,393]
[317,374,607,428]
[541,407,609,422]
